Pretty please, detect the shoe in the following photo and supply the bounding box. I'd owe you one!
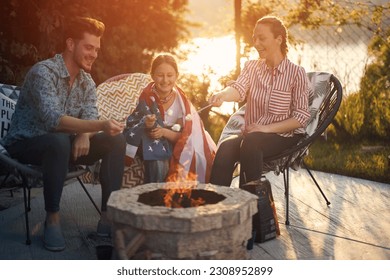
[97,219,111,237]
[43,223,65,251]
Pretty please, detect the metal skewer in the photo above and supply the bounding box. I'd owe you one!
[197,103,213,113]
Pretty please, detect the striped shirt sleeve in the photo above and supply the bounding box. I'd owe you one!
[230,60,256,102]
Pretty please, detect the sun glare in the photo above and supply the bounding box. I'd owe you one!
[179,35,239,115]
[180,35,237,78]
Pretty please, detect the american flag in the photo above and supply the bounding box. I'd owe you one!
[124,98,172,160]
[126,82,216,183]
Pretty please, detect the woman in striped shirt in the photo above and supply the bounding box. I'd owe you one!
[209,16,311,187]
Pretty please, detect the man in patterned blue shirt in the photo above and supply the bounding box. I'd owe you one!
[1,17,126,251]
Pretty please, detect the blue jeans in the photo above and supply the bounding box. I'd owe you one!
[143,160,169,183]
[6,132,125,212]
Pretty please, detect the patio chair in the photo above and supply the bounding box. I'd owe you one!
[103,73,133,83]
[81,73,152,188]
[218,72,343,225]
[0,83,101,245]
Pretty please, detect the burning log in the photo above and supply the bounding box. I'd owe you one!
[164,186,206,208]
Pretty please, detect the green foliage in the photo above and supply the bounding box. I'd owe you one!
[177,70,234,143]
[175,70,230,143]
[305,139,390,184]
[239,0,388,52]
[286,0,369,28]
[177,72,211,106]
[335,92,364,137]
[358,27,390,140]
[207,114,228,144]
[240,2,272,56]
[0,0,191,85]
[332,21,390,141]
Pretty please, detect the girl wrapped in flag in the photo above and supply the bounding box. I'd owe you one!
[124,54,216,183]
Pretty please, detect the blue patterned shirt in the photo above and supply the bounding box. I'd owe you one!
[1,54,98,146]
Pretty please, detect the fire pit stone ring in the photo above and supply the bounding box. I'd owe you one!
[107,182,258,259]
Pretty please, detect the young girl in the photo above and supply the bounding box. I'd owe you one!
[125,53,216,183]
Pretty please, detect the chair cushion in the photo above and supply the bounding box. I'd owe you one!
[217,105,245,146]
[0,143,9,156]
[81,73,151,187]
[0,85,19,141]
[0,85,17,176]
[97,73,151,121]
[0,83,20,101]
[122,155,144,188]
[305,72,332,136]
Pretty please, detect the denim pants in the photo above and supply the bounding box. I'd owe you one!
[143,160,170,183]
[6,132,126,212]
[210,132,303,187]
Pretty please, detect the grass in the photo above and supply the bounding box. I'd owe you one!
[304,137,390,184]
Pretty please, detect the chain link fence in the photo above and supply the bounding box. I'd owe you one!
[288,0,389,96]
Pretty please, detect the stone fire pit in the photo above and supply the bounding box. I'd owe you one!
[107,182,258,260]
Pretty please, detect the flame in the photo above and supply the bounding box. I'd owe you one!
[165,160,198,183]
[163,164,205,208]
[163,184,205,208]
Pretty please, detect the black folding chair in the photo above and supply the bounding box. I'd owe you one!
[218,72,343,225]
[0,150,101,245]
[0,83,101,245]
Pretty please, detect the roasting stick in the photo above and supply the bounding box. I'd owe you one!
[197,103,213,113]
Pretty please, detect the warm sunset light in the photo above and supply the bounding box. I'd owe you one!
[1,0,388,271]
[179,35,243,115]
[180,35,237,79]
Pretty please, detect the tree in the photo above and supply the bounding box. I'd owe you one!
[335,92,365,138]
[240,1,272,58]
[234,0,242,77]
[239,0,388,54]
[358,26,390,139]
[0,0,191,85]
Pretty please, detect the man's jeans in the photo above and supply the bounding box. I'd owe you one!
[6,132,125,212]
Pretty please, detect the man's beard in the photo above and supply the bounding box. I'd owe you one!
[74,54,93,73]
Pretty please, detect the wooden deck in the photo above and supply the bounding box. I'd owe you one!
[0,169,389,260]
[245,171,390,260]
